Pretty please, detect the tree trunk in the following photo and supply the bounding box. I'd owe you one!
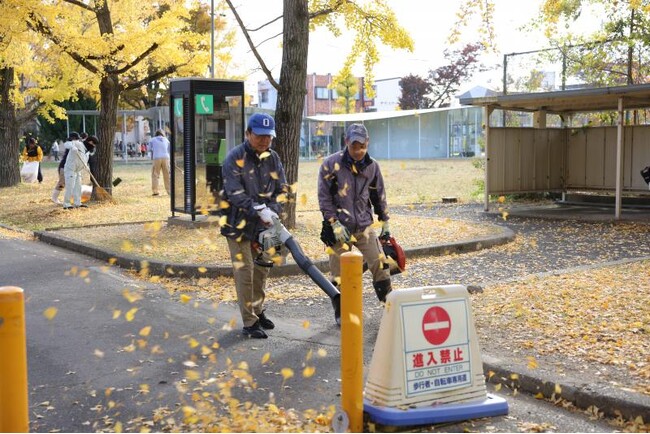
[0,67,20,188]
[275,0,309,229]
[95,74,120,198]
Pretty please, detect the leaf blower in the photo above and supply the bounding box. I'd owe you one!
[380,235,406,275]
[253,216,341,325]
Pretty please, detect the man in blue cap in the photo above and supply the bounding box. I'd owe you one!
[220,113,289,339]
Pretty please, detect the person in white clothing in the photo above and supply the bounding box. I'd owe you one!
[62,133,96,209]
[51,140,60,161]
[148,129,170,196]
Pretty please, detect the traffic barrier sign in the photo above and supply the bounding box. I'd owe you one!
[364,285,508,427]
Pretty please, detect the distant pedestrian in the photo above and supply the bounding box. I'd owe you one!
[140,142,147,158]
[148,130,170,196]
[62,132,95,209]
[51,133,78,205]
[21,137,44,183]
[85,134,99,177]
[51,140,60,161]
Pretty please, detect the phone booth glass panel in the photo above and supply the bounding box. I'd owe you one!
[169,78,244,219]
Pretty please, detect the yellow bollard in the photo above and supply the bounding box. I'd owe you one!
[0,286,29,433]
[340,251,364,433]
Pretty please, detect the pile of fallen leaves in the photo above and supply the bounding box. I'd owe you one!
[0,226,34,240]
[472,259,650,396]
[56,211,499,265]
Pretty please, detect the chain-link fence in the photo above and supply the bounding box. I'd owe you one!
[503,39,650,94]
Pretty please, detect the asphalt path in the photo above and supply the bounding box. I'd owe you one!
[0,235,621,432]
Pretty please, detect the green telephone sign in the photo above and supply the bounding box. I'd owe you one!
[195,94,214,115]
[174,98,183,117]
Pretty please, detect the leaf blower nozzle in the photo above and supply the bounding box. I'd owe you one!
[256,217,341,324]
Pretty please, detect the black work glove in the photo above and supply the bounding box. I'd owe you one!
[320,220,336,246]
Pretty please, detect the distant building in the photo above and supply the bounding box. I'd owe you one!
[305,106,484,160]
[257,79,277,111]
[256,73,368,116]
[456,85,499,102]
[367,77,401,112]
[304,73,367,116]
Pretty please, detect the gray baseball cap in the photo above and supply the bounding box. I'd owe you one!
[346,123,369,143]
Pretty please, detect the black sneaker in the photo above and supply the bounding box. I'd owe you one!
[331,294,341,327]
[258,311,275,330]
[242,321,268,339]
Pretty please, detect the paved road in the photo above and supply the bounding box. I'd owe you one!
[0,234,623,432]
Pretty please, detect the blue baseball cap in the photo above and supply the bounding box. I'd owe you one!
[248,113,276,137]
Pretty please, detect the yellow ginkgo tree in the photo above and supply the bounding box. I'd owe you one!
[331,64,359,115]
[0,2,83,186]
[5,0,215,195]
[226,0,414,228]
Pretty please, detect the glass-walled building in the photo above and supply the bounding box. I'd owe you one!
[303,106,484,160]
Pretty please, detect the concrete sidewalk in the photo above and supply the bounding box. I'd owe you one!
[3,203,650,431]
[0,236,624,433]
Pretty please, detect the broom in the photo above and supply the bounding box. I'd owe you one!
[75,152,116,203]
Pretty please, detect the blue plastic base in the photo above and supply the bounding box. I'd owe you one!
[364,394,509,427]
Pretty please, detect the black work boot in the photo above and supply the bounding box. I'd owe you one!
[242,321,268,339]
[331,294,341,326]
[258,310,275,330]
[373,279,392,303]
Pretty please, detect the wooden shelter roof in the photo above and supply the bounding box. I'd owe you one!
[458,83,650,114]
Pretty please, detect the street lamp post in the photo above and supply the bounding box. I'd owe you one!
[210,0,215,78]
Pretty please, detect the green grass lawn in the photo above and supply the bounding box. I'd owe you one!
[1,158,484,231]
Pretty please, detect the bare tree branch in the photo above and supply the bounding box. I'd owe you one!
[225,0,279,89]
[309,0,346,20]
[122,64,180,91]
[86,44,125,60]
[61,0,95,13]
[246,14,283,32]
[113,42,159,75]
[255,31,284,50]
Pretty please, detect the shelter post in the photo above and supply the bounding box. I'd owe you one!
[483,106,493,212]
[533,110,546,129]
[615,98,624,220]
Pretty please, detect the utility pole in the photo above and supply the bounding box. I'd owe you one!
[210,0,215,78]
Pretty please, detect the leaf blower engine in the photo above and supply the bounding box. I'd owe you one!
[252,216,342,324]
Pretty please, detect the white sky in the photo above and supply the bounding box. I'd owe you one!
[222,0,602,98]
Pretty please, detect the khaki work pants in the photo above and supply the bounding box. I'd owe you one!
[226,237,270,327]
[328,227,390,285]
[151,158,170,195]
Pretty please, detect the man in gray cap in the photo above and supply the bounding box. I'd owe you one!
[317,123,393,313]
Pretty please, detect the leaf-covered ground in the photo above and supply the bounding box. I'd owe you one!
[3,161,650,432]
[54,211,499,264]
[0,159,483,231]
[474,260,650,396]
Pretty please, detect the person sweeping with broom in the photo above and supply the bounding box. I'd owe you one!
[62,134,97,209]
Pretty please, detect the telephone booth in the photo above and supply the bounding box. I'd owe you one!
[169,78,245,220]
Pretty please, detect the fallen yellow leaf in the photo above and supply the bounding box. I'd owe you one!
[125,307,138,322]
[43,307,58,320]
